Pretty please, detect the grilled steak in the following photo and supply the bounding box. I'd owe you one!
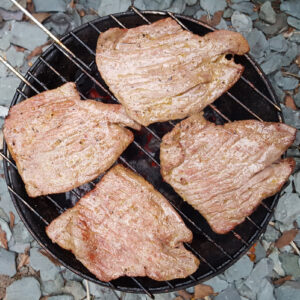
[160,115,296,234]
[96,18,249,126]
[4,83,140,197]
[46,164,199,281]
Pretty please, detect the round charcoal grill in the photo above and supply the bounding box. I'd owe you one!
[3,8,284,297]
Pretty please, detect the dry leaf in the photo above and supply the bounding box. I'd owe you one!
[0,226,8,249]
[32,13,51,23]
[79,9,86,17]
[173,297,184,300]
[17,253,30,270]
[194,284,214,299]
[200,11,223,27]
[273,275,292,285]
[40,297,49,300]
[247,243,257,262]
[275,228,299,249]
[9,212,15,230]
[177,290,192,300]
[14,45,25,52]
[39,249,62,266]
[27,41,50,61]
[284,95,297,110]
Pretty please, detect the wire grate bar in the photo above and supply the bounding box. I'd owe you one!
[231,230,249,247]
[70,31,96,56]
[184,243,217,272]
[246,216,262,230]
[27,71,49,91]
[261,201,272,213]
[226,91,263,121]
[131,277,154,298]
[88,22,102,34]
[110,14,127,28]
[6,185,49,225]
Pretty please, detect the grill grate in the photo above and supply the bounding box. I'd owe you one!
[1,4,284,297]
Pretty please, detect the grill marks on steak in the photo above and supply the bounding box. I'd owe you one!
[3,83,141,197]
[46,164,199,281]
[160,115,296,234]
[96,18,250,126]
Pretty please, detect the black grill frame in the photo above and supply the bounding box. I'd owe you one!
[2,8,284,298]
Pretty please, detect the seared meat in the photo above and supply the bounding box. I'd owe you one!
[46,164,199,281]
[160,115,296,234]
[4,83,140,197]
[96,18,249,126]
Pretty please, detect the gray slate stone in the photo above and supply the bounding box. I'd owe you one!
[290,32,300,44]
[0,0,26,10]
[5,277,41,300]
[0,247,16,276]
[98,0,131,17]
[204,275,228,293]
[194,9,207,19]
[280,0,300,19]
[257,278,275,300]
[214,286,241,300]
[186,0,197,5]
[269,34,288,52]
[281,42,299,67]
[12,221,33,244]
[0,33,10,50]
[261,53,282,74]
[255,13,288,37]
[269,248,285,276]
[10,21,48,51]
[0,177,19,223]
[184,3,200,16]
[275,281,300,300]
[45,12,81,36]
[274,71,299,90]
[255,241,266,262]
[48,296,74,300]
[0,217,12,246]
[88,281,117,298]
[230,2,255,15]
[61,281,86,300]
[30,247,60,281]
[259,1,276,24]
[41,273,64,295]
[216,18,228,30]
[134,0,146,10]
[244,258,274,293]
[6,45,25,68]
[244,28,268,59]
[231,11,252,32]
[0,105,8,118]
[144,0,173,10]
[200,0,227,15]
[294,171,300,193]
[223,8,233,18]
[264,225,280,242]
[235,280,256,300]
[275,193,300,223]
[33,0,68,12]
[61,267,83,282]
[168,0,186,13]
[0,76,20,106]
[225,255,253,282]
[0,207,8,222]
[287,16,300,30]
[280,253,300,279]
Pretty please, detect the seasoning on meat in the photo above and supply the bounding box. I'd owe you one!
[96,17,250,126]
[3,83,141,197]
[160,115,296,234]
[46,164,199,281]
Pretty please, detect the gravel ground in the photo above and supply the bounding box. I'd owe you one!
[0,0,299,299]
